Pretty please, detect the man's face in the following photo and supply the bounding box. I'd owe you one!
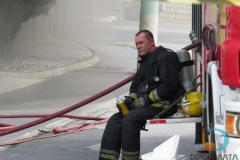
[135,33,155,56]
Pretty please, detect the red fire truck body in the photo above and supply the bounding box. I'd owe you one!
[147,3,240,159]
[200,4,240,157]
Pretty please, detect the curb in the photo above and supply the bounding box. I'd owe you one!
[0,55,99,94]
[0,94,126,151]
[0,54,99,79]
[38,96,121,133]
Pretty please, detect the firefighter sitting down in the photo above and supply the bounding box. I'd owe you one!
[99,30,181,160]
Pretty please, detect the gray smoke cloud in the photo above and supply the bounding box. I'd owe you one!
[0,0,56,50]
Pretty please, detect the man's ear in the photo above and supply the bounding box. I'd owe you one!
[150,39,155,46]
[150,39,155,43]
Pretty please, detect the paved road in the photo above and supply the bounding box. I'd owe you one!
[0,43,137,143]
[0,124,201,160]
[0,11,203,160]
[65,18,191,46]
[0,46,201,159]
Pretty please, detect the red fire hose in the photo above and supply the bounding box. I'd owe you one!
[0,115,105,132]
[0,114,106,120]
[0,119,108,146]
[182,40,201,51]
[0,74,135,137]
[0,40,201,142]
[0,123,16,131]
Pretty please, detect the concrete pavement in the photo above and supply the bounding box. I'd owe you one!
[0,40,200,160]
[0,12,196,158]
[0,40,187,147]
[0,41,138,150]
[0,38,99,94]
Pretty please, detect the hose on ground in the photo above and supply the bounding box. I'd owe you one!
[0,40,201,145]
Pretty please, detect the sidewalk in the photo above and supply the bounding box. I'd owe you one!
[0,42,201,160]
[0,17,195,159]
[0,38,99,94]
[0,42,188,150]
[0,40,137,152]
[0,37,188,144]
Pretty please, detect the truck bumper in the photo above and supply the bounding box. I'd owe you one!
[217,135,240,157]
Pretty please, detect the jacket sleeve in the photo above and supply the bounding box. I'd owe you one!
[149,51,180,102]
[129,67,141,95]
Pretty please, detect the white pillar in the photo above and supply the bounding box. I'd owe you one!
[138,0,159,69]
[139,0,159,45]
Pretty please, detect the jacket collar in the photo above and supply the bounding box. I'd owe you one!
[137,47,160,64]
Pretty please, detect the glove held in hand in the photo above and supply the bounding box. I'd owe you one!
[134,94,152,108]
[134,97,145,108]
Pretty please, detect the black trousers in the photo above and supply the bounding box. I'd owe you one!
[99,106,165,160]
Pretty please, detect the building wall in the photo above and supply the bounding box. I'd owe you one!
[159,3,192,25]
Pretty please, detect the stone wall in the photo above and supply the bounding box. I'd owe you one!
[159,3,192,25]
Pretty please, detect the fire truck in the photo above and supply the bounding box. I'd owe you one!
[145,3,240,160]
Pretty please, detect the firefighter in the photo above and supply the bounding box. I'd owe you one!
[99,30,181,160]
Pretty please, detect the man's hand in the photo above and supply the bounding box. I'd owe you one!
[123,96,135,109]
[134,97,145,108]
[134,94,152,108]
[116,95,136,112]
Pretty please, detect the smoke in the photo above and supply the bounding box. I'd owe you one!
[0,0,56,50]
